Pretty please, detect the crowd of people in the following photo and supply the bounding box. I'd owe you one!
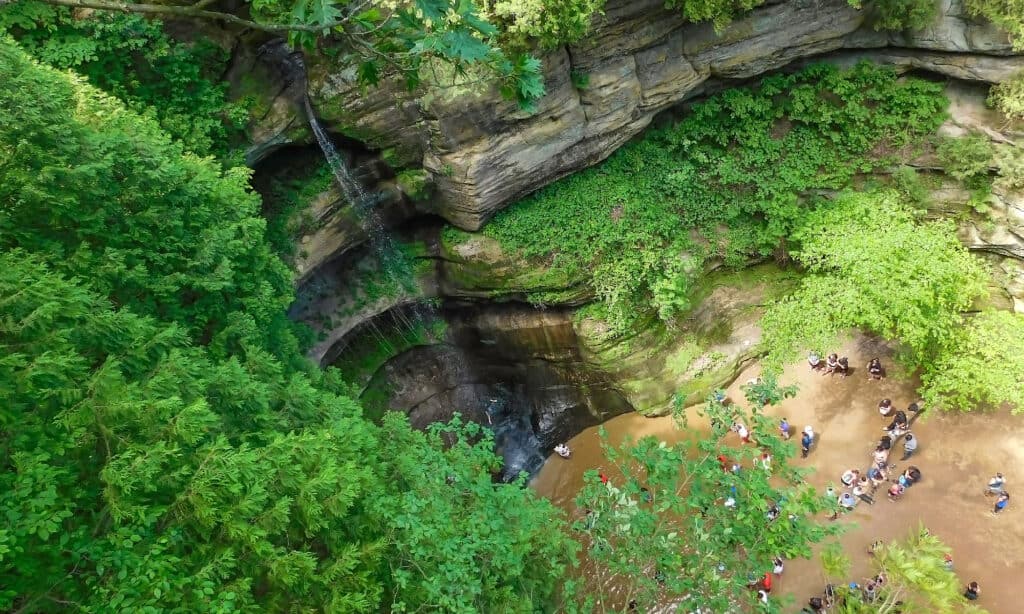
[554,352,1012,610]
[796,354,1009,610]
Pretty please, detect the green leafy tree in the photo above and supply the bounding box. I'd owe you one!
[1,40,572,612]
[827,528,986,613]
[0,4,247,156]
[373,414,577,613]
[0,39,296,356]
[920,310,1024,413]
[568,394,836,612]
[479,0,605,49]
[761,190,988,371]
[4,0,547,109]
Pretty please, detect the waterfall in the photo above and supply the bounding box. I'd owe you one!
[302,95,436,340]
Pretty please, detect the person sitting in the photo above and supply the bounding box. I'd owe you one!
[896,467,920,488]
[868,466,887,488]
[854,481,874,505]
[987,472,1007,495]
[878,435,892,451]
[808,351,823,371]
[878,398,894,417]
[553,443,571,458]
[836,356,849,377]
[887,483,905,501]
[867,358,884,380]
[823,353,840,375]
[994,492,1010,514]
[884,411,908,436]
[839,492,857,509]
[841,469,860,487]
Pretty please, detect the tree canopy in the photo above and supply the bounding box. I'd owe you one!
[0,39,575,612]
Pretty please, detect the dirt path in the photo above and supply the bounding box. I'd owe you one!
[531,336,1024,612]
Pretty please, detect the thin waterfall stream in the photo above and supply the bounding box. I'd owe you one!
[302,95,434,342]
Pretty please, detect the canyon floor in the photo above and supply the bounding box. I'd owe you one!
[532,335,1024,612]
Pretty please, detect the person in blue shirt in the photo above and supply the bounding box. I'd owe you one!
[994,492,1010,514]
[801,428,814,458]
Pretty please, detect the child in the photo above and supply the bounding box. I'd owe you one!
[987,472,1006,495]
[823,353,839,375]
[994,492,1010,514]
[867,358,884,381]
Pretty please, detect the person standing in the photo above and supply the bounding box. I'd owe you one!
[964,581,981,600]
[901,433,917,460]
[878,398,894,417]
[867,358,884,380]
[801,426,814,458]
[779,418,791,440]
[773,556,784,575]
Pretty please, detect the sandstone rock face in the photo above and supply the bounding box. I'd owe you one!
[359,305,633,480]
[247,0,1023,229]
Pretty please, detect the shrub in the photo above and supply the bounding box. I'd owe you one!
[964,0,1024,50]
[665,0,767,30]
[988,70,1024,120]
[868,0,939,31]
[935,133,993,182]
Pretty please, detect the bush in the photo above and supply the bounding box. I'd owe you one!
[994,145,1024,191]
[868,0,939,31]
[665,0,767,30]
[964,0,1024,51]
[989,70,1024,121]
[935,133,993,182]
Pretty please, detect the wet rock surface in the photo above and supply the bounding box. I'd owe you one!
[356,305,633,480]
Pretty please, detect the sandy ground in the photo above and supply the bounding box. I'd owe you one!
[531,336,1024,612]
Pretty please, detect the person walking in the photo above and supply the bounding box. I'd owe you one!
[901,433,917,461]
[801,426,814,458]
[964,581,981,600]
[773,556,784,575]
[779,418,791,440]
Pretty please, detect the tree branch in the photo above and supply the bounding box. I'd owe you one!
[17,0,352,34]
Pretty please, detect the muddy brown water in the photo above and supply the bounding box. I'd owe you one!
[531,336,1024,612]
